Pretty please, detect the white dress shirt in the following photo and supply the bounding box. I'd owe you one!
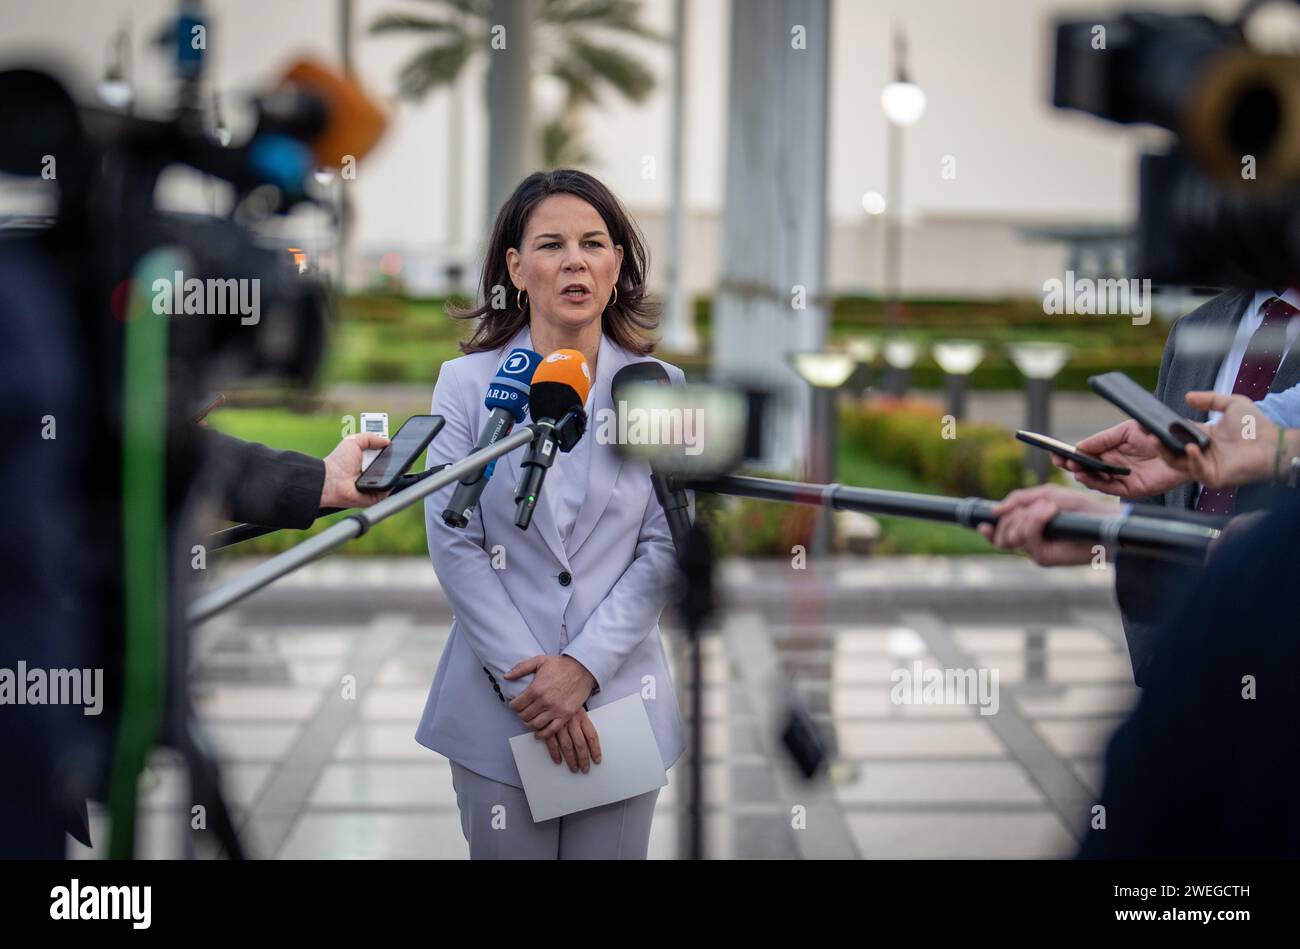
[548,384,595,543]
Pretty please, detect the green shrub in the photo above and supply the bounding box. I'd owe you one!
[694,470,816,559]
[840,396,1053,498]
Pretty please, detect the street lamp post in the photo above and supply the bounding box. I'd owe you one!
[790,352,858,556]
[932,340,985,420]
[880,28,926,332]
[1007,342,1073,484]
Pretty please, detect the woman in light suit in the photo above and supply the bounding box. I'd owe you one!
[416,169,688,859]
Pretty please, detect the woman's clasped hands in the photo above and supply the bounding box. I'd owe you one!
[505,655,602,774]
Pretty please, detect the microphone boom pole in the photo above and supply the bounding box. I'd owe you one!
[685,474,1222,560]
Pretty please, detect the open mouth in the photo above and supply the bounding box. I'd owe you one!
[561,284,591,300]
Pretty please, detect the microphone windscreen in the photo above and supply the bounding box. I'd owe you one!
[279,59,388,167]
[530,349,591,420]
[485,348,542,422]
[612,360,670,403]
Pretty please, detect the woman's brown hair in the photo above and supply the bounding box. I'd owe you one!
[450,169,660,355]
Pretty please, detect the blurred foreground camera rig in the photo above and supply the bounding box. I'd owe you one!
[1055,1,1300,287]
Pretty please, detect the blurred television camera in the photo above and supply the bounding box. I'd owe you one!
[0,0,386,857]
[1054,2,1300,287]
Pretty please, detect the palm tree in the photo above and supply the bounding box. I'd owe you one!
[370,0,663,166]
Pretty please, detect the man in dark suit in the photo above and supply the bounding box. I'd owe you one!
[1058,288,1300,684]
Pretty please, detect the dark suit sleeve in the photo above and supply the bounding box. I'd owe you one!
[206,430,326,530]
[1080,495,1300,858]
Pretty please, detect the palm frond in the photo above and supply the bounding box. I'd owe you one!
[541,0,665,42]
[405,0,490,16]
[541,116,593,168]
[395,35,476,99]
[548,58,601,107]
[567,35,657,103]
[369,13,460,35]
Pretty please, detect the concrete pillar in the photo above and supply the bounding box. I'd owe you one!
[713,0,831,475]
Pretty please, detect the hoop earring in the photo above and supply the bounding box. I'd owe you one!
[516,288,528,313]
[608,285,618,308]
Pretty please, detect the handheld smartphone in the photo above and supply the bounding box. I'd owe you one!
[359,412,389,470]
[355,415,445,492]
[1088,371,1212,455]
[1015,430,1131,476]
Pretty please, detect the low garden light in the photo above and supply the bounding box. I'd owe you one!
[1007,342,1073,483]
[932,340,985,420]
[790,351,857,556]
[846,336,880,396]
[881,338,919,395]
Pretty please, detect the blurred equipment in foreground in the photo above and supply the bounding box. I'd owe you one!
[610,375,827,859]
[1054,4,1300,286]
[0,0,387,859]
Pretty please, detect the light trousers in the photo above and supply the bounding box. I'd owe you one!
[449,759,660,859]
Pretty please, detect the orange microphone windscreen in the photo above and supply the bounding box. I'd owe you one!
[280,59,388,168]
[530,349,592,419]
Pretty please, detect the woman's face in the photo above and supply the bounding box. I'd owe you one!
[506,194,624,335]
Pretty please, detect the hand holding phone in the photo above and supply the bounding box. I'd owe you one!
[1088,372,1211,455]
[355,415,445,492]
[1015,430,1131,476]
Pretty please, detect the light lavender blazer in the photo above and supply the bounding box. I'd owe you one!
[415,324,688,787]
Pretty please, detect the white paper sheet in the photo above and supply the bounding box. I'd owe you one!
[508,692,668,822]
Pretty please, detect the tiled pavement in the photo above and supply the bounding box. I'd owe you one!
[70,556,1137,859]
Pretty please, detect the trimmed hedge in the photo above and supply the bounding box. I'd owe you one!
[840,396,1037,500]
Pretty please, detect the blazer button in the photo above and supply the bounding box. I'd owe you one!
[558,570,573,587]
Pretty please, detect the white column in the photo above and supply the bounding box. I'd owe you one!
[713,0,831,474]
[663,0,698,353]
[485,0,538,223]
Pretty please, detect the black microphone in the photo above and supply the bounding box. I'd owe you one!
[611,361,693,558]
[514,350,591,530]
[442,348,542,528]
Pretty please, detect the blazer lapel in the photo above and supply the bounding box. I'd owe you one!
[1174,289,1252,423]
[1165,290,1251,510]
[565,335,629,557]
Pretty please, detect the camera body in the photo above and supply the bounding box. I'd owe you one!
[1054,8,1300,286]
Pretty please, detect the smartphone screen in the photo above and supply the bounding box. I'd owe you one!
[1015,430,1131,476]
[356,416,444,491]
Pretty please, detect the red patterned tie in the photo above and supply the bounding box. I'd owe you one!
[1195,295,1299,515]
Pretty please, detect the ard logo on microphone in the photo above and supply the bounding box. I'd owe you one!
[503,352,531,374]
